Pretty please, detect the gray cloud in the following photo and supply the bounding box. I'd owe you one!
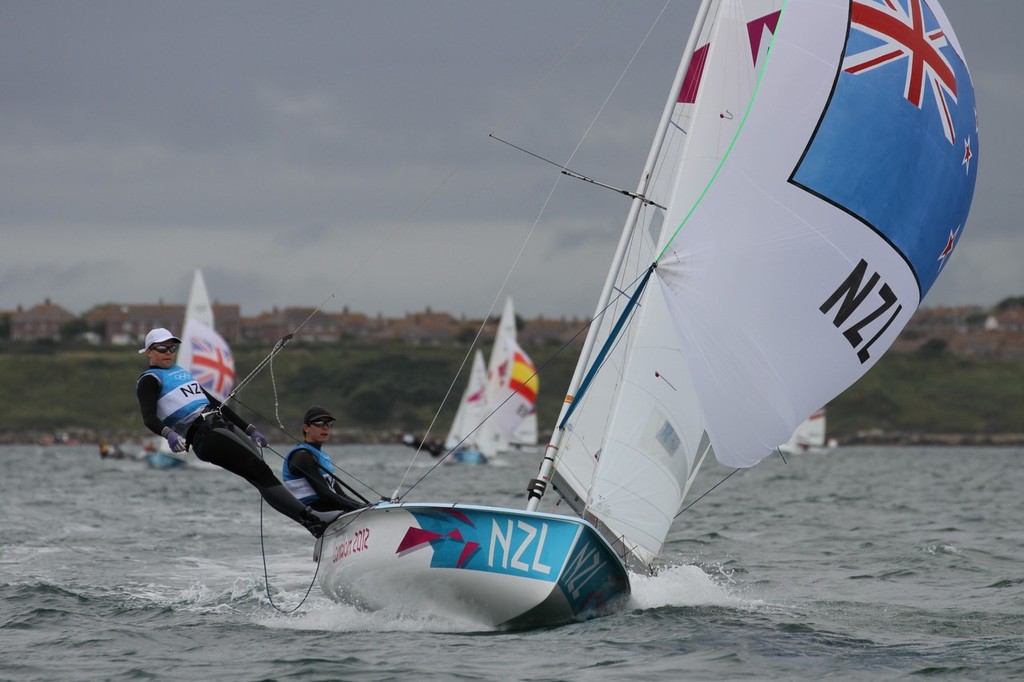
[2,0,1019,318]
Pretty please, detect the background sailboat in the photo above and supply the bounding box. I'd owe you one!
[316,0,978,627]
[177,269,235,402]
[778,407,835,455]
[440,349,488,463]
[146,269,236,469]
[443,297,539,463]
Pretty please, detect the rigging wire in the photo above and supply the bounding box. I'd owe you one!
[675,468,740,519]
[397,264,652,499]
[224,293,337,408]
[397,2,675,495]
[259,502,320,614]
[674,449,790,519]
[398,320,589,497]
[218,8,614,488]
[259,502,376,614]
[228,5,628,425]
[488,135,667,209]
[361,9,634,468]
[225,1,679,505]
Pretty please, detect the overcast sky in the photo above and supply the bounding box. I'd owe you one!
[2,1,1019,320]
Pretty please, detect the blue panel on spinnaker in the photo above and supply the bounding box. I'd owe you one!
[792,0,978,297]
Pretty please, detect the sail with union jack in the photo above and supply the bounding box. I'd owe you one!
[183,319,235,401]
[791,0,979,297]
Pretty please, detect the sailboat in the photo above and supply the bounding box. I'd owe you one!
[441,349,489,464]
[146,269,236,469]
[317,0,978,627]
[778,407,834,455]
[778,405,835,454]
[441,297,539,464]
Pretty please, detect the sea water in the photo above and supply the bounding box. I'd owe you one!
[1,443,1022,681]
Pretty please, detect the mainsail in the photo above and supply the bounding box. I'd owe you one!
[534,0,979,572]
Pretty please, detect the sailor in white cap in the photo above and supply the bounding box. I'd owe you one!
[135,328,342,537]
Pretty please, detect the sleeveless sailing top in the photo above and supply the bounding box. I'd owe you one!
[139,365,211,436]
[282,443,336,504]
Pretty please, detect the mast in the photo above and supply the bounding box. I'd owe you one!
[527,0,717,512]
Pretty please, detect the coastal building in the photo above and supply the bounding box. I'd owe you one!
[5,297,1023,359]
[9,299,75,342]
[82,303,241,345]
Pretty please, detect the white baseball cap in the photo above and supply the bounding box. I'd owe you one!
[138,328,182,353]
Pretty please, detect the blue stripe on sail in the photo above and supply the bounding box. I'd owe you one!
[559,266,654,429]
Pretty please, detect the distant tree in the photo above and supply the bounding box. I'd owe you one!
[0,314,9,340]
[965,310,989,329]
[59,318,90,341]
[917,337,948,357]
[346,384,394,424]
[996,296,1024,311]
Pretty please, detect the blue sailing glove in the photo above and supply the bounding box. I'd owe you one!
[246,425,269,448]
[166,432,186,453]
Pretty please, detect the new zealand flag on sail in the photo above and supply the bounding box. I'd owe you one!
[791,0,979,297]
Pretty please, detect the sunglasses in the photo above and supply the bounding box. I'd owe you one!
[149,344,179,354]
[308,419,334,428]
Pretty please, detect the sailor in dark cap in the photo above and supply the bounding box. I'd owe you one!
[282,406,364,513]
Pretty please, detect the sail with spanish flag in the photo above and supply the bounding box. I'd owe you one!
[464,297,539,457]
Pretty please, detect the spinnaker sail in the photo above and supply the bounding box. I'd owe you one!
[532,0,979,572]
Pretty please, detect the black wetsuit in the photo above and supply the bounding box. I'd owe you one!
[284,445,363,513]
[136,370,341,536]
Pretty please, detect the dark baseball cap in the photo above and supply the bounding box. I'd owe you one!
[304,406,335,424]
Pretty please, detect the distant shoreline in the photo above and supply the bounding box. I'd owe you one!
[5,429,1024,448]
[838,432,1024,446]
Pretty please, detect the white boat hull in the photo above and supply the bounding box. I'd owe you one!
[318,503,630,628]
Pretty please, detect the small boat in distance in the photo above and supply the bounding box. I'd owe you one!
[442,297,539,464]
[778,408,837,455]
